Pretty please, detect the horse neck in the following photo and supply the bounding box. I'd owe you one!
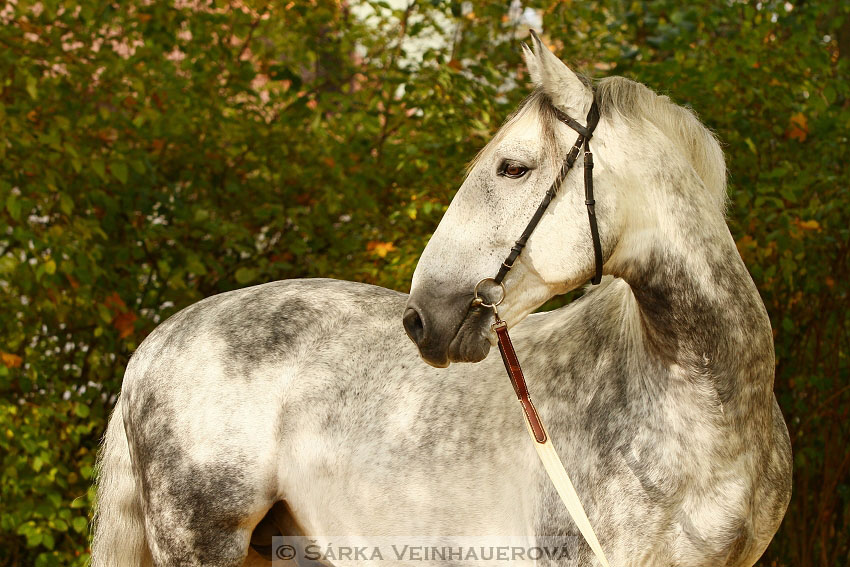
[603,169,775,412]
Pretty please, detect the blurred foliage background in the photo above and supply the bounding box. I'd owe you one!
[0,0,848,565]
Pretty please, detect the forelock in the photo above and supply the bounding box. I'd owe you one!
[466,89,562,176]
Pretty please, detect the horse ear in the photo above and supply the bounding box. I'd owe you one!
[521,42,542,85]
[526,30,591,116]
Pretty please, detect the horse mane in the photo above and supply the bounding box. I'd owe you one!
[595,76,727,210]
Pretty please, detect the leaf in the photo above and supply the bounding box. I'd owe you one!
[6,194,21,220]
[796,219,820,231]
[72,516,88,534]
[234,267,258,284]
[0,255,17,274]
[0,352,22,368]
[44,259,56,275]
[25,531,42,548]
[367,241,396,258]
[111,161,128,184]
[59,193,74,215]
[823,85,836,104]
[786,113,808,142]
[97,304,113,324]
[91,159,107,181]
[104,291,128,312]
[52,518,68,532]
[129,159,146,174]
[186,254,207,275]
[42,532,55,550]
[26,75,38,100]
[112,311,137,339]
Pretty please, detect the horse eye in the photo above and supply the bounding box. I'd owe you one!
[500,162,529,179]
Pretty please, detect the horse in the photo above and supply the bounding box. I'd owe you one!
[91,35,792,567]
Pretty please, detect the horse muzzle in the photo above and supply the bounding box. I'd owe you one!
[403,292,492,367]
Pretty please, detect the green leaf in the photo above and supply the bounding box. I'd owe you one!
[26,530,43,547]
[59,193,74,215]
[72,516,88,534]
[234,267,258,284]
[26,75,38,100]
[6,194,20,220]
[0,255,17,274]
[111,161,128,184]
[91,159,107,181]
[97,304,113,324]
[129,159,146,174]
[823,85,836,104]
[186,254,207,275]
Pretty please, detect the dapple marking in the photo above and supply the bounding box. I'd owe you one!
[91,36,792,567]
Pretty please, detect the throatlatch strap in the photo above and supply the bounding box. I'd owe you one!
[584,143,602,285]
[493,321,611,567]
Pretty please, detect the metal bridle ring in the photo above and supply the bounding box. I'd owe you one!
[473,278,506,308]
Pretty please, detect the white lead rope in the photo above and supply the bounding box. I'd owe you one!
[520,415,611,567]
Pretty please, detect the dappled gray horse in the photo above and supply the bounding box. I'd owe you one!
[92,37,791,567]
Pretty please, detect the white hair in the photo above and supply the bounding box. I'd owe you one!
[596,76,727,210]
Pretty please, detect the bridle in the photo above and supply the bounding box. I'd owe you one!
[493,96,602,287]
[472,94,611,567]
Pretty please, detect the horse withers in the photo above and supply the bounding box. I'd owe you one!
[91,35,792,567]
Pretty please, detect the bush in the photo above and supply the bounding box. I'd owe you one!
[1,1,847,565]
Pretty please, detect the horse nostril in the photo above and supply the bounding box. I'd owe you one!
[403,307,426,346]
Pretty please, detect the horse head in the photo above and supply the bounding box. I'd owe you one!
[405,35,622,367]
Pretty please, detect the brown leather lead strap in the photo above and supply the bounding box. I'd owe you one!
[493,321,547,444]
[472,281,610,567]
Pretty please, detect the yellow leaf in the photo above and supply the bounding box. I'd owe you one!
[1,352,22,368]
[367,241,396,258]
[787,113,808,142]
[797,219,820,231]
